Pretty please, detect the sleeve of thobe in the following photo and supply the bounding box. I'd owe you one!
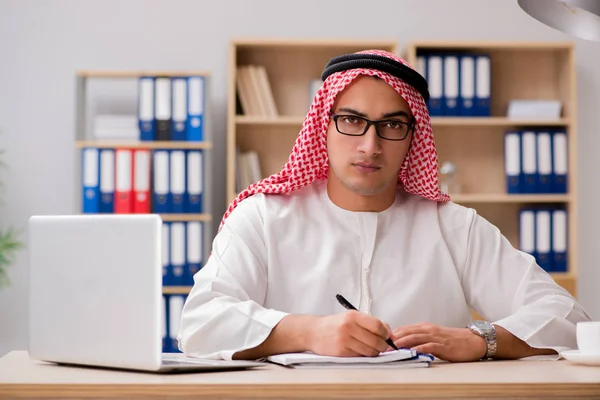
[177,195,289,360]
[452,206,591,355]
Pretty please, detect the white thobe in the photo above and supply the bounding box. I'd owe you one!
[179,180,590,360]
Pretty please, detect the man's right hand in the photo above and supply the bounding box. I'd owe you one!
[307,310,392,357]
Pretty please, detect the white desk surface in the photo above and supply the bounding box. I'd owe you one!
[1,351,600,399]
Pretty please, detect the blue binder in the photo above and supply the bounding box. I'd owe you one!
[426,54,443,116]
[162,222,171,286]
[168,295,186,353]
[536,131,553,194]
[82,147,100,213]
[535,208,553,272]
[442,54,459,116]
[519,208,537,262]
[552,208,568,272]
[458,54,475,117]
[186,221,203,286]
[152,150,170,213]
[504,131,521,194]
[171,77,188,141]
[552,130,568,193]
[138,77,155,141]
[170,222,186,286]
[99,149,114,213]
[186,76,205,142]
[186,150,203,213]
[169,150,186,213]
[521,131,538,194]
[474,54,491,117]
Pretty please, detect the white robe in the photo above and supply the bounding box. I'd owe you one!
[179,180,590,360]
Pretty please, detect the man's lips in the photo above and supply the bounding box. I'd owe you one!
[353,162,381,171]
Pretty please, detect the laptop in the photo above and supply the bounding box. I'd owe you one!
[27,214,264,373]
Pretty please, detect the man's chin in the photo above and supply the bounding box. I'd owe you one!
[342,179,389,196]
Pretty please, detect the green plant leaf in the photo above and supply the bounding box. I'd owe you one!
[0,228,22,289]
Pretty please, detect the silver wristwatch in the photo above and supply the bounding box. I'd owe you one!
[467,320,497,359]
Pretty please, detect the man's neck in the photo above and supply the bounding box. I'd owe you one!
[326,177,397,213]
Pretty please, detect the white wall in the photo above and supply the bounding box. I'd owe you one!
[1,0,599,357]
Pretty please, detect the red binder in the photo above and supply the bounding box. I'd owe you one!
[114,148,133,213]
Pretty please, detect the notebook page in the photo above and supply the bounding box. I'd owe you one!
[267,349,430,366]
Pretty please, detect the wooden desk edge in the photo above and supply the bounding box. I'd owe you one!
[2,382,600,399]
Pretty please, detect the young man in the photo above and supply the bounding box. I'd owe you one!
[179,50,590,362]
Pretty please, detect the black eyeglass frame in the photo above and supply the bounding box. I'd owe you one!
[329,113,415,141]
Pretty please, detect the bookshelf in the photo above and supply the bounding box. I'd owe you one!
[74,70,214,297]
[226,38,398,203]
[404,41,577,297]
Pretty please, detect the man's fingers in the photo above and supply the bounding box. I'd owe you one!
[392,323,437,340]
[354,313,390,339]
[350,325,389,354]
[413,342,442,356]
[346,335,382,357]
[393,333,434,350]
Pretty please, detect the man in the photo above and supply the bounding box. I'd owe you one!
[179,50,590,362]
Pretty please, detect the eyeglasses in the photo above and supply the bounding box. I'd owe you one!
[329,113,415,141]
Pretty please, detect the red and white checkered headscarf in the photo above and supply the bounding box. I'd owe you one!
[220,50,450,231]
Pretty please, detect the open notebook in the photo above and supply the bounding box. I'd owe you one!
[266,349,434,369]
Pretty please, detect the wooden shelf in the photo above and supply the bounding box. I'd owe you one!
[160,214,211,222]
[232,37,398,49]
[75,141,212,150]
[235,115,305,126]
[450,194,571,203]
[431,117,571,127]
[77,70,211,78]
[162,286,192,295]
[408,40,574,50]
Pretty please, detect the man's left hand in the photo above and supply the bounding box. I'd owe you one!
[390,322,487,362]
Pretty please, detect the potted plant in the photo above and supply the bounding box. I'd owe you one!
[0,149,23,289]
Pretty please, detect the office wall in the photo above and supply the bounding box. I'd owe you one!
[1,0,599,356]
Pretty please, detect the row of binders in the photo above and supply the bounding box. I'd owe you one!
[504,129,567,194]
[519,207,567,273]
[162,221,204,287]
[81,147,204,214]
[235,65,278,117]
[416,52,491,117]
[138,76,206,142]
[162,294,186,353]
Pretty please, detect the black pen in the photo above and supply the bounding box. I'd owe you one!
[335,294,400,351]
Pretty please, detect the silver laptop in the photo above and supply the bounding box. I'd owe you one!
[28,214,263,373]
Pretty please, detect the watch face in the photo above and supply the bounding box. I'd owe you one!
[472,320,492,332]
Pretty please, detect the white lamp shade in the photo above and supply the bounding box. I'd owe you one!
[518,0,600,42]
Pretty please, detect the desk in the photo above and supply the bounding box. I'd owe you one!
[1,351,600,399]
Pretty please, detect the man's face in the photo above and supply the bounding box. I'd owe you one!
[326,75,414,197]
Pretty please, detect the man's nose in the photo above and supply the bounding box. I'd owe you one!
[357,124,382,155]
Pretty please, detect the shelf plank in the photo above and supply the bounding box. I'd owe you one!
[431,117,570,127]
[409,40,573,50]
[162,286,192,295]
[236,115,305,126]
[232,38,398,49]
[77,70,211,78]
[160,214,212,222]
[75,141,212,150]
[450,194,571,203]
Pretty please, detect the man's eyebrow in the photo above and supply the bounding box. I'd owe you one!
[336,107,368,118]
[382,110,411,119]
[336,107,411,120]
